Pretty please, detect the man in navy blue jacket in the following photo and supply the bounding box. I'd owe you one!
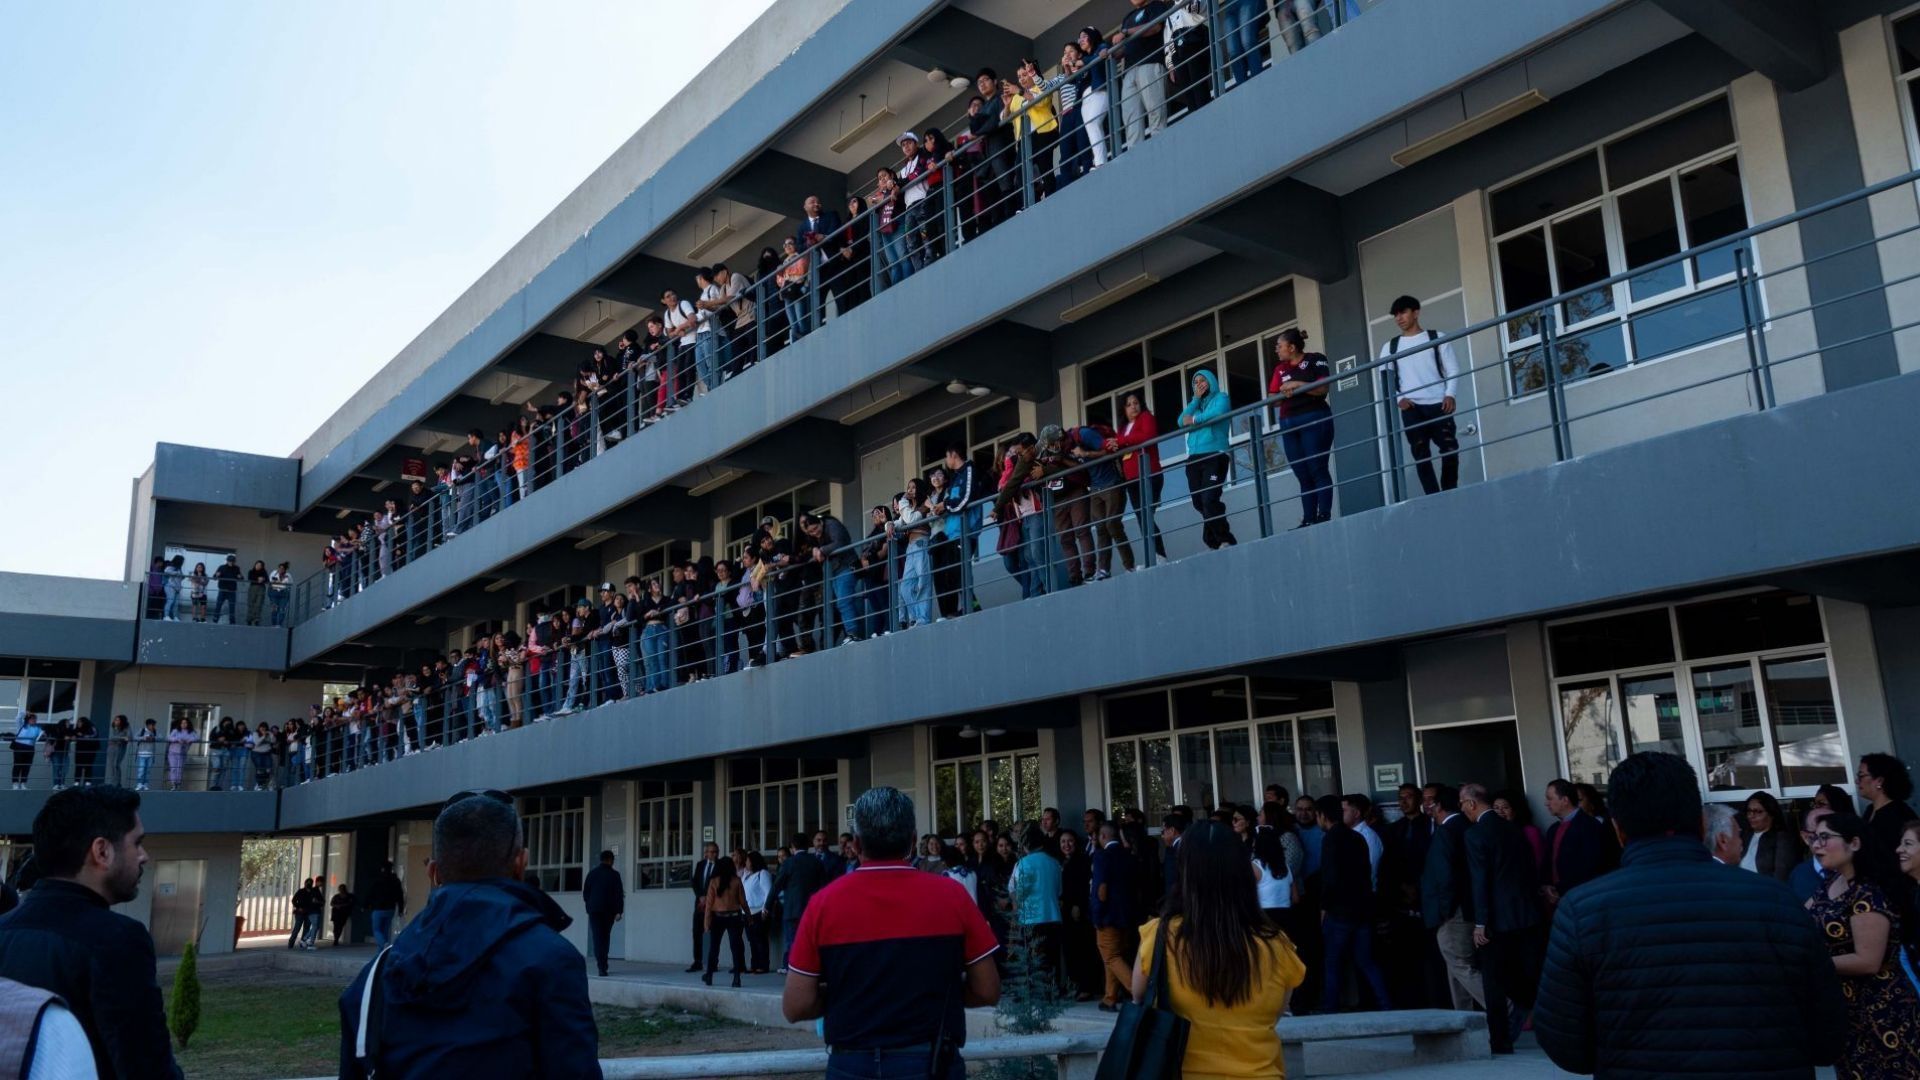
[340,791,599,1079]
[1540,777,1606,912]
[1536,753,1843,1080]
[1088,822,1137,1011]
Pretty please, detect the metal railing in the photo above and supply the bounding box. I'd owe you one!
[288,0,1371,626]
[2,734,315,792]
[297,166,1920,785]
[140,566,294,627]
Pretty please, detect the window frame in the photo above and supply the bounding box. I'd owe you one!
[1889,5,1920,174]
[1544,591,1847,802]
[1099,675,1339,820]
[724,757,842,854]
[634,780,697,891]
[1488,94,1751,400]
[721,484,833,562]
[521,795,590,893]
[929,730,1043,838]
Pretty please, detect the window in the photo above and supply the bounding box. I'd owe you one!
[1491,97,1751,396]
[522,796,588,892]
[726,757,839,853]
[629,541,692,593]
[1892,11,1920,170]
[1547,591,1846,798]
[0,658,78,736]
[635,780,696,890]
[917,398,1021,488]
[929,727,1042,837]
[1102,677,1337,819]
[1077,282,1298,466]
[723,483,832,561]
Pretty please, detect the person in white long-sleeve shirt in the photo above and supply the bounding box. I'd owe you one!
[1379,295,1462,495]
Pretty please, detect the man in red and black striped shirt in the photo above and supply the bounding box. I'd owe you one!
[783,786,999,1078]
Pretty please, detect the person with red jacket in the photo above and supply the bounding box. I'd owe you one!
[1106,391,1167,559]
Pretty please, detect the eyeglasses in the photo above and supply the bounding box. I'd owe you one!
[442,788,514,813]
[1809,831,1842,846]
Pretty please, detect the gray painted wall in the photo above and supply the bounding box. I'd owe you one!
[277,369,1920,828]
[151,443,299,513]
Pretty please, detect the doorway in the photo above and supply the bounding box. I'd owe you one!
[1417,719,1524,795]
[151,859,208,955]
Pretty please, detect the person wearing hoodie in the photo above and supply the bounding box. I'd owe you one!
[340,791,599,1079]
[1177,369,1237,549]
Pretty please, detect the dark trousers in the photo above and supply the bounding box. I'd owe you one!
[1280,409,1335,522]
[1401,402,1460,494]
[1185,453,1237,548]
[1321,913,1391,1012]
[826,1050,964,1080]
[1277,902,1320,1011]
[747,913,770,972]
[1123,473,1167,557]
[706,911,746,975]
[783,914,802,969]
[691,903,705,965]
[588,911,616,975]
[1482,924,1543,1051]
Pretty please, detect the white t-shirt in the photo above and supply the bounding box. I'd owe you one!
[1253,855,1291,909]
[662,299,697,342]
[1380,331,1460,406]
[26,1003,94,1080]
[696,283,721,333]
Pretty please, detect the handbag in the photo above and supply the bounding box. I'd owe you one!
[994,515,1023,555]
[1094,918,1189,1080]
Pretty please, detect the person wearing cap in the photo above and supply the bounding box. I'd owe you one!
[895,132,934,273]
[591,584,621,707]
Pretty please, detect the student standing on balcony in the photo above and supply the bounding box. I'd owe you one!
[868,167,911,289]
[891,482,935,629]
[373,500,397,579]
[775,238,810,342]
[1054,46,1090,187]
[213,554,241,624]
[245,559,269,625]
[1108,391,1168,559]
[1381,295,1461,496]
[967,70,1016,230]
[793,195,841,327]
[825,197,871,317]
[1115,0,1171,150]
[1270,329,1335,528]
[162,554,185,621]
[1075,29,1113,169]
[269,561,290,625]
[895,133,933,272]
[1178,369,1237,549]
[187,562,210,622]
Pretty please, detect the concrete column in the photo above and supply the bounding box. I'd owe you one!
[1505,620,1562,824]
[1824,598,1894,759]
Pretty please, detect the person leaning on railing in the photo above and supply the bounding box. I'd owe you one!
[1269,327,1335,528]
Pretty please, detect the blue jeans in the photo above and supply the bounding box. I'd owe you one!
[878,229,912,287]
[1322,914,1391,1011]
[712,611,737,674]
[641,624,672,692]
[213,591,236,623]
[830,565,863,640]
[694,331,723,391]
[826,1051,962,1080]
[371,909,395,949]
[208,749,226,790]
[1225,0,1267,85]
[269,590,288,625]
[1280,409,1335,522]
[495,467,515,512]
[413,700,430,750]
[898,538,932,627]
[136,756,153,788]
[784,297,809,341]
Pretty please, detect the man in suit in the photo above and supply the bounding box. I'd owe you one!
[808,830,845,877]
[581,849,624,977]
[793,195,843,322]
[687,841,721,973]
[1462,782,1543,1054]
[1419,784,1483,1011]
[1088,822,1137,1011]
[1541,778,1606,913]
[1316,795,1391,1012]
[771,833,827,973]
[1160,814,1186,900]
[1386,783,1434,1008]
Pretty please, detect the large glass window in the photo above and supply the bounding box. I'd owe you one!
[1492,97,1750,396]
[1077,282,1297,463]
[723,484,832,560]
[1103,677,1338,818]
[522,796,588,892]
[635,780,696,890]
[1548,591,1846,798]
[930,727,1042,836]
[917,398,1021,486]
[726,757,839,852]
[1895,11,1920,172]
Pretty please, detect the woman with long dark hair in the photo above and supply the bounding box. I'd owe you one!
[1133,821,1305,1076]
[1270,328,1334,528]
[702,852,748,988]
[1808,812,1920,1076]
[1741,790,1803,882]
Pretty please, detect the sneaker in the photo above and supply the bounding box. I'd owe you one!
[1092,569,1111,581]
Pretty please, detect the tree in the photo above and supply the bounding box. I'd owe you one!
[169,940,201,1049]
[979,917,1067,1080]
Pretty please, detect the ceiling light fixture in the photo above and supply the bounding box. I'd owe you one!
[957,724,979,739]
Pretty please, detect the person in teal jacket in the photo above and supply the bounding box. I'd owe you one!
[1011,827,1065,991]
[1178,370,1238,549]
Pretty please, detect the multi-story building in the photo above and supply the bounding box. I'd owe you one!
[6,0,1920,962]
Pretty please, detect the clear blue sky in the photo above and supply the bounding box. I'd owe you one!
[0,0,774,580]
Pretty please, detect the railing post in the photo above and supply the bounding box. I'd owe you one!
[1733,245,1775,410]
[755,278,769,366]
[868,214,883,298]
[807,246,821,331]
[1384,369,1406,505]
[1250,421,1274,538]
[1207,0,1228,94]
[1040,485,1059,591]
[1019,125,1035,210]
[1106,54,1124,162]
[942,166,958,255]
[1137,470,1157,568]
[885,528,899,634]
[1541,315,1569,462]
[958,513,974,616]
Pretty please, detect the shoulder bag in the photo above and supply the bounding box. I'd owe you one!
[1094,918,1189,1080]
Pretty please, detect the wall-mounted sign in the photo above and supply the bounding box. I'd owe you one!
[1372,763,1404,791]
[1336,355,1360,391]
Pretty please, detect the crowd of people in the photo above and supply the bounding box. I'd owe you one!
[294,0,1369,624]
[6,711,325,793]
[143,552,291,626]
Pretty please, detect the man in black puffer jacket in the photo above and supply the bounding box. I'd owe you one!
[1535,752,1844,1079]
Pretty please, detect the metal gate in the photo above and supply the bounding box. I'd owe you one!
[235,839,302,936]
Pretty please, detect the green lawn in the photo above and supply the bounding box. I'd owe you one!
[168,972,774,1079]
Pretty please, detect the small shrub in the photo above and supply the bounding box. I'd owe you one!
[170,941,202,1049]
